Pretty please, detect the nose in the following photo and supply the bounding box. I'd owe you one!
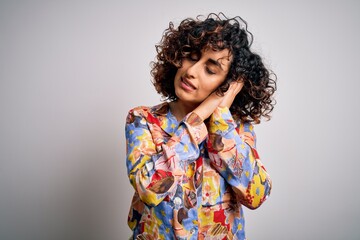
[184,60,200,79]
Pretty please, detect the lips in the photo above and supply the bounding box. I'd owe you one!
[181,77,196,90]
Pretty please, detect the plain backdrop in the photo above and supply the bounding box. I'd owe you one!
[1,0,360,239]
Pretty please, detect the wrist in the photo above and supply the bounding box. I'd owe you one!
[194,96,223,120]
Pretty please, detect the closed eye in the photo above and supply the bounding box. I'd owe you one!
[188,56,198,61]
[187,52,200,61]
[205,67,215,75]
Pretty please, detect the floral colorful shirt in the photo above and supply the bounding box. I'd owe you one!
[125,102,271,240]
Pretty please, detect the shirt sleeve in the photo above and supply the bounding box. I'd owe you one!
[206,106,272,209]
[125,107,208,207]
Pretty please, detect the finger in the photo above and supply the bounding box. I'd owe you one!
[226,81,242,95]
[227,81,240,93]
[233,81,244,94]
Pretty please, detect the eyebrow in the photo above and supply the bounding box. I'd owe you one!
[207,58,224,71]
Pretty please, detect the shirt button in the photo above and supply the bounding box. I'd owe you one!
[174,197,182,206]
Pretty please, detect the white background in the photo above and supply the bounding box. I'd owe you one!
[1,0,359,239]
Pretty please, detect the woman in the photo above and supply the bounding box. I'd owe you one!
[125,13,276,239]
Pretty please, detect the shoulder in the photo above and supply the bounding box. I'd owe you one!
[126,102,169,124]
[127,105,151,116]
[236,120,256,135]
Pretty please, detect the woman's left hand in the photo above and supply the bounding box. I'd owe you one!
[219,81,244,109]
[193,81,243,121]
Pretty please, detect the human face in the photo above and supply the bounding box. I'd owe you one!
[174,48,231,107]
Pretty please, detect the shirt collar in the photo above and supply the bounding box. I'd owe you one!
[150,102,179,136]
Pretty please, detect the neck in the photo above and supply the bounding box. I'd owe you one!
[169,100,198,121]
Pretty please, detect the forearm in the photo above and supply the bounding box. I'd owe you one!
[126,109,207,206]
[206,107,271,209]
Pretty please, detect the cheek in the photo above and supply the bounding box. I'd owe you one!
[174,65,187,79]
[174,68,183,84]
[202,77,225,93]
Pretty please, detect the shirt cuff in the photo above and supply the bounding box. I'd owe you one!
[183,112,208,144]
[208,106,236,135]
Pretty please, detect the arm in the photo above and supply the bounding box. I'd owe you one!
[206,107,272,209]
[125,107,208,206]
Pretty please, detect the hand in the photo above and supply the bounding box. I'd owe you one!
[193,81,243,120]
[192,90,223,121]
[219,81,244,109]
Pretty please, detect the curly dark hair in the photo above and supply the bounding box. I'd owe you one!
[151,13,277,123]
